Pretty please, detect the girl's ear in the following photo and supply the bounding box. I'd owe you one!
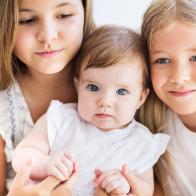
[136,88,150,109]
[73,77,79,93]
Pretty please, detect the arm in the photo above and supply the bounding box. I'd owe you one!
[0,136,6,196]
[153,179,164,196]
[8,160,78,196]
[12,114,51,180]
[12,114,75,181]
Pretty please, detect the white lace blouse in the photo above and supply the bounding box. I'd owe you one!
[0,80,34,190]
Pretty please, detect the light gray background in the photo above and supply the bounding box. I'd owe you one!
[93,0,153,31]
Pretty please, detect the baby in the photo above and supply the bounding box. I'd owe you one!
[12,25,169,196]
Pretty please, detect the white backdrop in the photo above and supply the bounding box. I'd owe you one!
[93,0,153,31]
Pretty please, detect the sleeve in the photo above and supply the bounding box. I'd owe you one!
[124,122,170,176]
[46,100,77,149]
[134,132,169,175]
[0,89,14,162]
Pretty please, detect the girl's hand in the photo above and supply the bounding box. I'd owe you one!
[94,165,153,196]
[121,165,153,196]
[8,160,78,196]
[94,169,130,195]
[45,151,75,181]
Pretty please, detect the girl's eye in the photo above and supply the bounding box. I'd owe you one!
[57,14,72,19]
[116,88,128,95]
[19,18,36,25]
[87,84,99,92]
[155,58,171,64]
[189,55,196,61]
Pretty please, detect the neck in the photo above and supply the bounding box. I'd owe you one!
[179,112,196,132]
[16,64,77,122]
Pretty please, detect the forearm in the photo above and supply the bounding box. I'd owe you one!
[153,179,164,196]
[0,136,6,196]
[12,146,49,180]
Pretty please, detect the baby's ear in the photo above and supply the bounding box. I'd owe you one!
[73,77,79,93]
[137,88,150,109]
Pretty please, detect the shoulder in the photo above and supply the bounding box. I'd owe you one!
[47,100,77,116]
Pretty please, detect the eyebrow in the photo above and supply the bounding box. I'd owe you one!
[19,2,73,12]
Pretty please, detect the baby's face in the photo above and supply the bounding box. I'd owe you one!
[75,59,148,131]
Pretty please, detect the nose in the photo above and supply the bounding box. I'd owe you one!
[97,93,113,109]
[169,63,191,84]
[36,19,58,48]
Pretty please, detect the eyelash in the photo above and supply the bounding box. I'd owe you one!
[19,13,72,25]
[154,58,171,64]
[19,17,37,25]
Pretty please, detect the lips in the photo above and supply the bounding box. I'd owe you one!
[96,113,112,119]
[35,49,63,58]
[168,89,196,97]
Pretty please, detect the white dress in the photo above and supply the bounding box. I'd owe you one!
[157,109,196,196]
[46,100,169,196]
[0,80,34,191]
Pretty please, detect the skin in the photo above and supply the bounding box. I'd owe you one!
[94,165,154,196]
[0,0,87,195]
[0,136,6,196]
[12,57,151,195]
[75,58,149,131]
[8,160,78,196]
[150,22,196,132]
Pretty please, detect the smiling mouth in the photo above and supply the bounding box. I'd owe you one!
[35,49,63,58]
[168,90,196,97]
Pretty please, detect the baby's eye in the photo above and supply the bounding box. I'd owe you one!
[19,17,36,25]
[87,84,99,92]
[189,55,196,61]
[155,58,171,64]
[116,88,128,95]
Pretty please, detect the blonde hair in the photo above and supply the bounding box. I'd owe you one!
[139,0,196,194]
[139,0,196,133]
[75,25,149,90]
[0,0,95,90]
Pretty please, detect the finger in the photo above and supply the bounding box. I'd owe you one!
[60,157,74,176]
[36,176,60,191]
[111,184,130,194]
[49,165,67,181]
[54,159,71,179]
[121,165,139,190]
[101,175,123,189]
[64,161,79,188]
[94,168,103,178]
[105,181,126,194]
[63,151,76,162]
[12,159,32,186]
[94,186,109,196]
[96,170,120,186]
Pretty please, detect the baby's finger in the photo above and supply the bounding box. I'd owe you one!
[96,170,120,186]
[111,184,130,194]
[63,151,76,162]
[48,166,67,181]
[105,180,123,193]
[61,157,73,176]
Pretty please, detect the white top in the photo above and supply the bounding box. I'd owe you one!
[158,109,196,196]
[0,80,34,191]
[46,100,169,196]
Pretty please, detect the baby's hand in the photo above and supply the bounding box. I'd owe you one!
[45,151,75,181]
[94,169,130,195]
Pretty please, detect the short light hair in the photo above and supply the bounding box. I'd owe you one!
[74,25,149,90]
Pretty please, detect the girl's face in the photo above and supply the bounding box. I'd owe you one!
[14,0,84,74]
[150,22,196,116]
